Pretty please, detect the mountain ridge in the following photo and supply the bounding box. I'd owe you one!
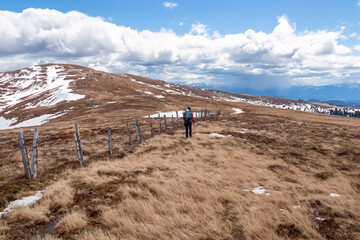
[1,63,360,130]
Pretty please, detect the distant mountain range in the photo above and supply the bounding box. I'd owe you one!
[308,99,360,108]
[188,83,360,108]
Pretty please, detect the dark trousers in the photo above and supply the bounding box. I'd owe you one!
[184,121,192,138]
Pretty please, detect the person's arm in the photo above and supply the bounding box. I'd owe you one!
[183,112,185,120]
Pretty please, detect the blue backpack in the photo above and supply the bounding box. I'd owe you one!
[184,109,191,122]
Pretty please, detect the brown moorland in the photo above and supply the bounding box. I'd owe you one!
[0,101,359,239]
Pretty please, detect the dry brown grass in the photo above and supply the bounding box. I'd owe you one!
[43,180,74,210]
[7,204,49,224]
[75,229,119,240]
[0,220,10,240]
[1,102,360,239]
[35,235,63,240]
[54,209,87,234]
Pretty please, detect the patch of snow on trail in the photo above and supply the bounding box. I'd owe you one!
[209,133,226,138]
[0,191,44,217]
[232,108,244,114]
[208,133,231,138]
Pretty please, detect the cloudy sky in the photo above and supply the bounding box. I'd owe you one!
[1,0,360,91]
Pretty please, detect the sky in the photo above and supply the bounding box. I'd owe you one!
[1,0,360,94]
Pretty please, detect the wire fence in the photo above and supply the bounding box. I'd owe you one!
[13,109,220,179]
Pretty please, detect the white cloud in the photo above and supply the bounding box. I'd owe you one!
[179,21,184,26]
[189,22,210,36]
[163,2,178,9]
[0,9,359,88]
[354,45,360,51]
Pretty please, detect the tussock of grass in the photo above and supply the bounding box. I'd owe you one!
[43,180,74,210]
[54,210,87,234]
[7,204,49,224]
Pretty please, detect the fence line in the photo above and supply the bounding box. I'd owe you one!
[14,109,220,179]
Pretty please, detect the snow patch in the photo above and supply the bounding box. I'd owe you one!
[232,108,244,114]
[131,78,146,84]
[0,190,44,217]
[0,65,85,112]
[280,209,288,214]
[329,193,340,198]
[0,112,66,130]
[208,133,226,138]
[0,117,16,130]
[155,95,164,98]
[251,186,269,195]
[315,217,325,221]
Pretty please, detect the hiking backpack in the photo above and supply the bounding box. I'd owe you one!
[184,109,192,122]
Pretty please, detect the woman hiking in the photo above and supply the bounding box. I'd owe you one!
[183,107,195,138]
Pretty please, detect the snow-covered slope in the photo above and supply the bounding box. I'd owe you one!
[0,65,85,114]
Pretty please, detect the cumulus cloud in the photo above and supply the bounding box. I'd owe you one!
[163,2,178,9]
[0,8,359,88]
[189,22,210,36]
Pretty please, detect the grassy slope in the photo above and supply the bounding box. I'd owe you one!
[0,103,360,239]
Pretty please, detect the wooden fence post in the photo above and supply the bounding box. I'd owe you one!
[18,132,31,179]
[158,114,162,133]
[164,115,167,131]
[31,128,39,179]
[74,124,84,165]
[149,116,154,137]
[126,123,132,145]
[134,119,142,141]
[176,111,180,128]
[107,126,112,155]
[172,115,175,129]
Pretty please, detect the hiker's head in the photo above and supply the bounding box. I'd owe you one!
[188,107,191,110]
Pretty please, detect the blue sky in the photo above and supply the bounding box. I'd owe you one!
[3,0,360,35]
[1,0,360,97]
